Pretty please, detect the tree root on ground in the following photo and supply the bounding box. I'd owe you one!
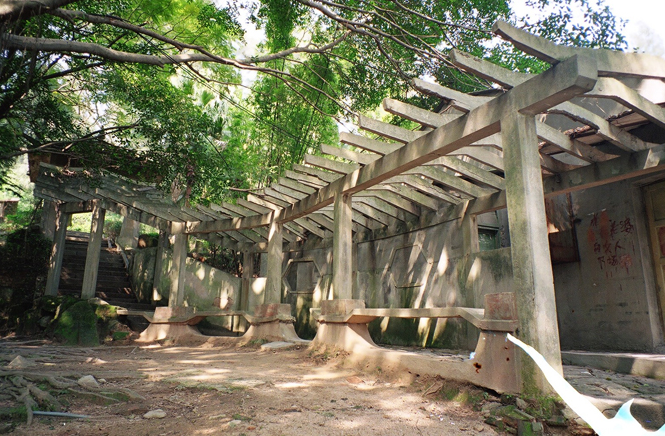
[0,370,142,426]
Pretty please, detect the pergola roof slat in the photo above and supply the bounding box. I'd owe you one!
[304,154,360,174]
[358,114,424,143]
[292,164,342,183]
[321,143,380,165]
[493,20,665,79]
[339,132,402,155]
[382,98,459,128]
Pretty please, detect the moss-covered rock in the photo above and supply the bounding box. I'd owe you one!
[53,301,99,346]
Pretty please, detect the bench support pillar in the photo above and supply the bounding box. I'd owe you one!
[241,303,303,343]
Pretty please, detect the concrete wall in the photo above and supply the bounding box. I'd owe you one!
[283,213,515,349]
[130,247,243,331]
[553,178,663,351]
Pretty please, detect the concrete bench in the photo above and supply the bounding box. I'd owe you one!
[117,304,294,326]
[311,293,521,393]
[314,292,518,333]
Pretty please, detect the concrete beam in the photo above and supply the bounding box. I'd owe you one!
[321,143,380,165]
[304,154,359,174]
[367,184,440,210]
[429,156,506,190]
[586,77,665,130]
[405,165,491,198]
[493,20,665,79]
[412,78,491,112]
[383,98,459,128]
[358,115,423,143]
[184,55,597,234]
[292,164,342,183]
[449,48,628,161]
[386,175,464,205]
[339,132,402,155]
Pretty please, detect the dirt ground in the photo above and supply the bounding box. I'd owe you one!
[0,337,510,436]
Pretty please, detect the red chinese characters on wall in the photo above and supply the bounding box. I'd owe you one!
[586,210,635,277]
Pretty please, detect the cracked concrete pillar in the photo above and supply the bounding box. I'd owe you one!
[81,202,106,299]
[332,193,353,300]
[168,222,187,309]
[241,250,254,311]
[266,220,283,304]
[44,207,69,297]
[502,111,561,394]
[117,216,140,249]
[152,230,169,303]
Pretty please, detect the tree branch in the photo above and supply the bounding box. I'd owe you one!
[0,0,76,22]
[2,124,138,159]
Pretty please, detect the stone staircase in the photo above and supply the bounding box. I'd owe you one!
[58,231,152,310]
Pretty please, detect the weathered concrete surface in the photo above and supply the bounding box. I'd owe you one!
[311,296,520,393]
[81,202,106,299]
[266,221,283,304]
[553,178,662,351]
[44,208,69,297]
[241,303,305,342]
[332,193,353,299]
[563,351,665,380]
[116,216,140,249]
[130,246,242,332]
[168,223,188,309]
[564,363,665,430]
[137,323,206,342]
[502,112,561,394]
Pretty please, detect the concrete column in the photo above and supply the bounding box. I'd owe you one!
[168,222,188,309]
[44,207,69,297]
[41,200,58,240]
[332,193,353,300]
[81,202,106,299]
[241,250,254,311]
[265,220,283,304]
[502,111,562,393]
[152,230,169,303]
[116,216,140,249]
[461,210,479,255]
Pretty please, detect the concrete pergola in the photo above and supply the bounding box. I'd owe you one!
[36,21,665,394]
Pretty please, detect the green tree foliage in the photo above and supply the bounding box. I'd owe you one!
[0,0,626,204]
